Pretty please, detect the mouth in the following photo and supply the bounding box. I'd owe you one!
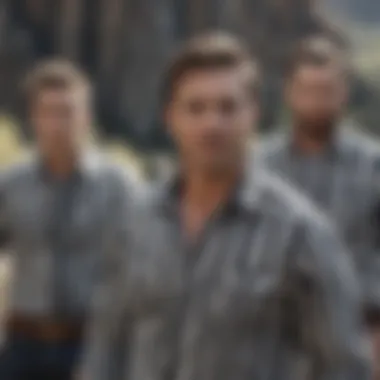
[199,136,227,150]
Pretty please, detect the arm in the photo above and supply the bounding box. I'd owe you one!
[363,200,380,321]
[362,161,380,318]
[362,164,380,380]
[292,214,372,380]
[79,250,131,380]
[79,167,141,380]
[357,151,380,317]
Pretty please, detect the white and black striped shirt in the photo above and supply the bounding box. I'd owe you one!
[0,151,139,318]
[82,165,370,380]
[258,128,380,310]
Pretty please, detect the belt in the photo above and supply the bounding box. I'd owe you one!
[6,313,84,343]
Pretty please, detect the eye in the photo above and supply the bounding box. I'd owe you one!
[218,98,238,116]
[186,100,207,115]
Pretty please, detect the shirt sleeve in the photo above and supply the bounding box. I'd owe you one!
[79,167,141,380]
[291,213,372,380]
[361,162,380,315]
[79,253,131,380]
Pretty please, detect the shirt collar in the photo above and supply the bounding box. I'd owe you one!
[157,150,260,217]
[34,150,99,183]
[285,124,352,160]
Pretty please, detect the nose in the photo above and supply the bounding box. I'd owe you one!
[202,109,225,131]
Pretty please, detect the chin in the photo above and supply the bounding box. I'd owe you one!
[304,119,332,133]
[201,160,234,177]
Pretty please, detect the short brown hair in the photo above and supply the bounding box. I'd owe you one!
[286,35,348,79]
[24,59,91,105]
[162,32,258,103]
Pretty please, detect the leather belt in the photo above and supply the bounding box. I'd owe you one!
[6,313,84,342]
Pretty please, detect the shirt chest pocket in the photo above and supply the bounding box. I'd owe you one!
[6,188,51,244]
[205,268,282,329]
[69,201,104,250]
[65,187,107,251]
[200,218,288,329]
[127,256,185,318]
[125,222,185,317]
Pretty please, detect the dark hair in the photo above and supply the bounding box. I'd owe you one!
[24,59,91,104]
[286,35,348,79]
[161,32,258,103]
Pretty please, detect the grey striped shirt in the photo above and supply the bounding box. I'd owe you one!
[81,166,370,380]
[257,129,380,309]
[0,151,138,318]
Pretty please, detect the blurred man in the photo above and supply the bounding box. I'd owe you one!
[0,60,137,380]
[258,36,380,377]
[81,33,370,380]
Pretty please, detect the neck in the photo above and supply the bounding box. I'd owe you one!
[292,121,335,155]
[181,165,241,213]
[43,150,79,180]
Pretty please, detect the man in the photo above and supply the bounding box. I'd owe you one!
[0,60,137,380]
[257,36,380,377]
[81,33,370,380]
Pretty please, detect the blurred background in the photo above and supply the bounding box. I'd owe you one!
[0,0,379,175]
[0,0,379,336]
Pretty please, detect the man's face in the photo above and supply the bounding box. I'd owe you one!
[166,67,257,175]
[286,64,347,136]
[30,87,89,157]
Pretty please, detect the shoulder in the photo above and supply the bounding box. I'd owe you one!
[343,132,380,197]
[341,129,380,163]
[255,132,287,164]
[357,133,380,167]
[257,131,287,153]
[85,151,145,200]
[0,159,36,191]
[255,168,343,258]
[257,171,350,274]
[256,168,327,227]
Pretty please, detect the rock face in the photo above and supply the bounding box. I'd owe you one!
[0,0,345,147]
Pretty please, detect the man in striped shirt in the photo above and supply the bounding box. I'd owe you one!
[258,36,380,377]
[0,60,138,380]
[81,32,370,380]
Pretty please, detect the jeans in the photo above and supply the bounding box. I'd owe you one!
[0,333,81,380]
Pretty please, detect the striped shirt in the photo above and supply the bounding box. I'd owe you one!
[0,151,139,318]
[81,165,370,380]
[257,129,380,309]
